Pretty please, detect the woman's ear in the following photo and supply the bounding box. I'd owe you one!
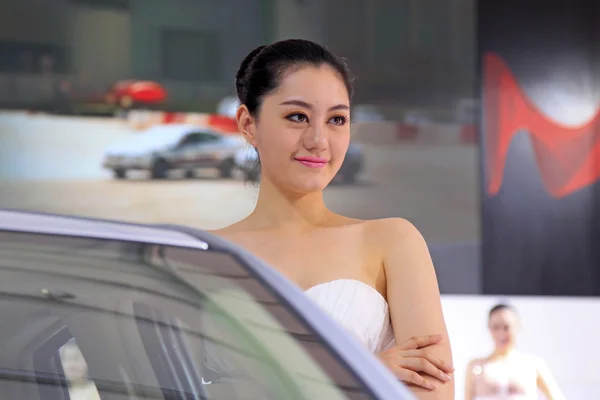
[236,104,257,147]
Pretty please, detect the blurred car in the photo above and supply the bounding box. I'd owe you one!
[106,80,167,109]
[0,209,415,400]
[102,124,245,180]
[234,143,365,184]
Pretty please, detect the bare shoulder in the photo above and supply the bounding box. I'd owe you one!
[363,217,421,241]
[360,217,427,259]
[323,216,426,263]
[466,357,485,371]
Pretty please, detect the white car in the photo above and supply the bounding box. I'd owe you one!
[102,124,245,179]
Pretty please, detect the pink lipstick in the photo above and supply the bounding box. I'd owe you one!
[295,156,328,168]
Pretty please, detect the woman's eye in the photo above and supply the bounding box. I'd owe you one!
[287,113,308,123]
[330,116,347,126]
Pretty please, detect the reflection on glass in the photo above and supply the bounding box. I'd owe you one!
[59,339,101,400]
[0,232,375,399]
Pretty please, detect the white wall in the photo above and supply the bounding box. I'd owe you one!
[442,295,600,400]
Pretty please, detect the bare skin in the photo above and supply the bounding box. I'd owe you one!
[211,64,454,399]
[464,308,565,400]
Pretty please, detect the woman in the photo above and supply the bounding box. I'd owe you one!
[212,39,454,399]
[464,304,565,400]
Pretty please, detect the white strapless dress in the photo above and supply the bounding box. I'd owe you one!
[304,279,396,353]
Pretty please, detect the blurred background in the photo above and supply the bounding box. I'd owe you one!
[0,0,598,398]
[0,0,480,292]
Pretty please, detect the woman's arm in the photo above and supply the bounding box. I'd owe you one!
[381,218,455,399]
[536,357,566,400]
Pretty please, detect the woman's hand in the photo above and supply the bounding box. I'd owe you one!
[376,334,454,390]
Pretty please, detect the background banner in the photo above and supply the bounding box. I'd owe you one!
[479,0,600,295]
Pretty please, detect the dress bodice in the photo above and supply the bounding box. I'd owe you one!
[304,279,396,354]
[471,354,540,400]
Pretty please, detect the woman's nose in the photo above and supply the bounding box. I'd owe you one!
[303,124,327,150]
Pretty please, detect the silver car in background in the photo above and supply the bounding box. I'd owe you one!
[102,124,245,180]
[0,209,415,400]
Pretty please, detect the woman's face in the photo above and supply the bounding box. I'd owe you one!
[488,308,520,351]
[240,65,351,194]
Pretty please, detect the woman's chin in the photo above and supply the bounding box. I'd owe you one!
[293,176,333,193]
[267,172,335,195]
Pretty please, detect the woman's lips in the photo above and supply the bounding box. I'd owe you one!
[295,156,328,168]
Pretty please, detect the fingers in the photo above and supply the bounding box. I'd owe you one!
[398,355,453,384]
[392,368,439,391]
[397,334,443,350]
[378,335,454,391]
[402,349,454,373]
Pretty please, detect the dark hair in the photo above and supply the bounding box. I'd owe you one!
[489,303,518,319]
[235,39,354,116]
[235,39,353,182]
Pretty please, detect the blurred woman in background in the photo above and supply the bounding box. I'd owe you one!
[464,304,565,400]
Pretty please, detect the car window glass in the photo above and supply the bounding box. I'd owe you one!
[178,133,201,147]
[196,132,219,142]
[0,231,379,400]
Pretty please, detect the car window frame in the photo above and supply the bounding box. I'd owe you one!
[0,209,415,400]
[33,327,72,400]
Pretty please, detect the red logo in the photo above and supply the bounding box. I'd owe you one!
[484,52,600,198]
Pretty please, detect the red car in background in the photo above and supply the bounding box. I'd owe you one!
[106,80,167,109]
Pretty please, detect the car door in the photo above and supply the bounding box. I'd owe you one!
[0,210,414,400]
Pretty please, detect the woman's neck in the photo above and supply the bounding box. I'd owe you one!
[249,177,331,231]
[491,346,517,359]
